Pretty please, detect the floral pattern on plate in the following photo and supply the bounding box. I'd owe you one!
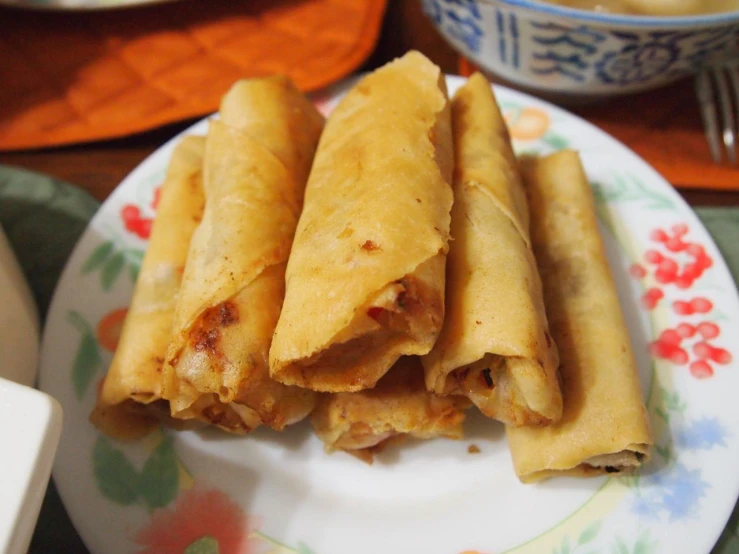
[39,76,739,554]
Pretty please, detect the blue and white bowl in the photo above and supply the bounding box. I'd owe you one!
[422,0,739,97]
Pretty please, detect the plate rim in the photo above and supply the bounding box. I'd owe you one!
[38,74,739,554]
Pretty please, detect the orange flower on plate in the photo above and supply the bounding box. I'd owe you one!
[459,550,493,554]
[505,106,551,142]
[134,488,257,554]
[96,307,128,352]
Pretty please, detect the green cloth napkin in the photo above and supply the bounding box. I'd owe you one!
[1,164,737,554]
[696,211,739,554]
[0,165,98,320]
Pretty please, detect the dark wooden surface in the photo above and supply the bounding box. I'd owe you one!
[1,0,737,207]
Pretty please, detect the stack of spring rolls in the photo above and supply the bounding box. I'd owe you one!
[92,50,653,482]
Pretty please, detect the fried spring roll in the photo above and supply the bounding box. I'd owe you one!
[91,136,206,440]
[422,74,561,426]
[162,76,323,432]
[506,151,653,482]
[270,51,454,393]
[311,357,469,463]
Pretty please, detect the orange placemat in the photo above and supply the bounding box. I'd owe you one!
[0,0,387,151]
[460,57,739,191]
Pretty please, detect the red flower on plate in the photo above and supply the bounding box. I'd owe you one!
[641,286,663,309]
[121,204,154,240]
[649,318,732,379]
[630,223,714,311]
[120,185,161,240]
[151,186,162,211]
[672,297,713,316]
[134,488,257,554]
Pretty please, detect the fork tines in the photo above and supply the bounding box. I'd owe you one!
[695,64,739,166]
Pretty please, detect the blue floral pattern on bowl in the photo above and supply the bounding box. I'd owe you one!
[422,0,739,95]
[529,22,606,81]
[597,41,679,84]
[423,0,486,54]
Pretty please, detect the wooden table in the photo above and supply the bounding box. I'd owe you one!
[1,0,737,207]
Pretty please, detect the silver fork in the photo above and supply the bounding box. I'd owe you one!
[695,63,739,166]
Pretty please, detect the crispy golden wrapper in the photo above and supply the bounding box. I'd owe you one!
[423,73,561,426]
[91,135,205,440]
[270,51,454,393]
[311,357,469,463]
[162,76,323,433]
[506,151,653,482]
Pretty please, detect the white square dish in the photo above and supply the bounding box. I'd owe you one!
[0,378,62,554]
[0,224,61,554]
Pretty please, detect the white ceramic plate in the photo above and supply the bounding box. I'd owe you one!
[39,76,739,554]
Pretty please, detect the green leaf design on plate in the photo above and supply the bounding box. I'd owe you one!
[661,389,687,413]
[710,310,730,322]
[613,537,629,554]
[68,311,103,400]
[124,249,144,283]
[578,521,601,545]
[67,310,90,334]
[626,530,656,554]
[560,534,571,554]
[296,542,317,554]
[184,536,220,554]
[594,198,618,241]
[138,435,179,510]
[654,444,671,460]
[594,175,674,210]
[543,132,568,150]
[126,249,145,263]
[82,241,114,274]
[91,432,184,510]
[101,251,125,290]
[71,334,102,400]
[250,531,313,553]
[128,262,140,283]
[633,533,655,554]
[93,436,140,505]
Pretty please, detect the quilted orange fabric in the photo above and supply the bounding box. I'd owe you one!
[0,0,387,151]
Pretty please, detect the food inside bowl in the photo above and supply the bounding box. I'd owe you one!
[534,0,739,15]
